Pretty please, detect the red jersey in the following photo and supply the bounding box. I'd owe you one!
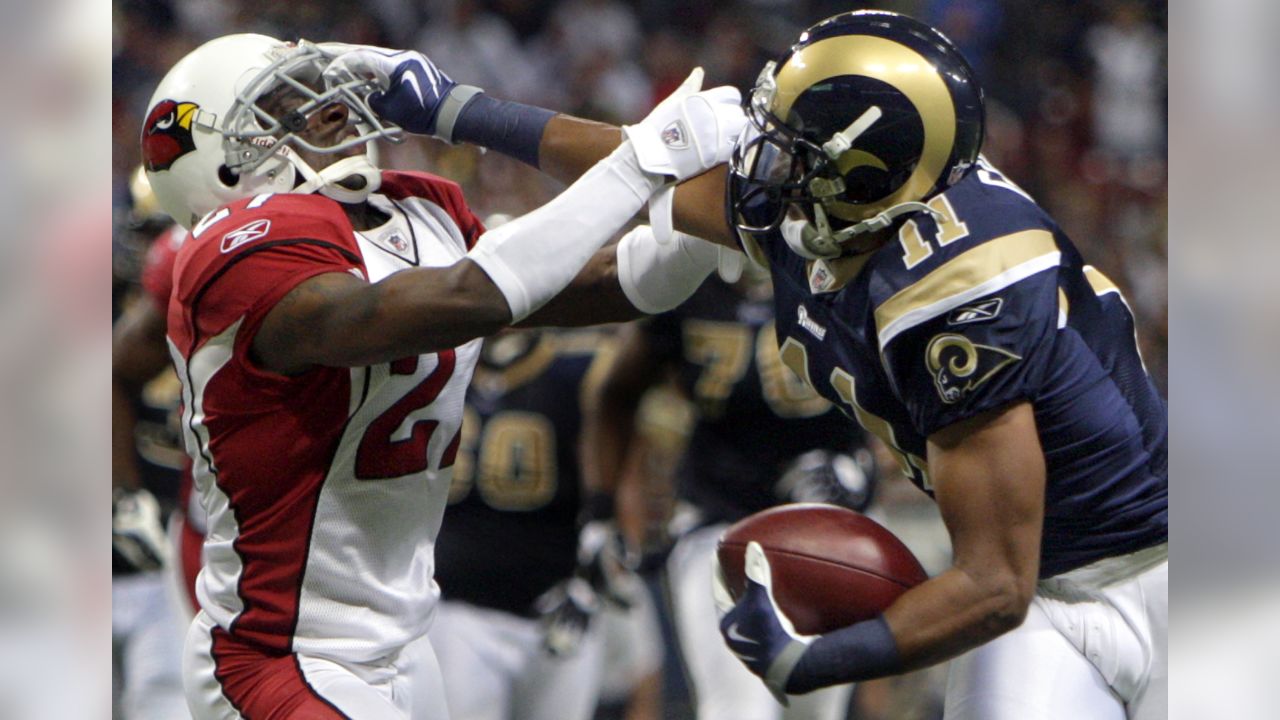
[167,172,485,661]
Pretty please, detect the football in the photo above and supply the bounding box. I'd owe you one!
[717,503,928,635]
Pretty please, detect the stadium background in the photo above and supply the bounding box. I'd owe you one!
[111,1,1167,718]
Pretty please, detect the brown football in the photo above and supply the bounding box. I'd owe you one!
[717,503,928,635]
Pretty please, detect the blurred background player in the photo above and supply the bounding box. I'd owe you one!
[115,168,208,621]
[586,272,878,720]
[110,168,190,719]
[429,322,651,720]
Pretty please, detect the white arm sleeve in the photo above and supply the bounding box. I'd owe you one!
[467,141,658,322]
[616,225,721,315]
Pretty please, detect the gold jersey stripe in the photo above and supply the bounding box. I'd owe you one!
[875,229,1060,347]
[1084,265,1120,296]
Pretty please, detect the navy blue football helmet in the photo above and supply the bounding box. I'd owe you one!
[728,11,985,258]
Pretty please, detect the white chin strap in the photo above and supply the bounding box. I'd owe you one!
[290,153,382,204]
[782,200,942,260]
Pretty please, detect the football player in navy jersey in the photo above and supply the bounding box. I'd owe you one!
[586,274,877,720]
[331,11,1166,718]
[703,14,1168,720]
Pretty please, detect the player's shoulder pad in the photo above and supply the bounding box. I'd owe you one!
[173,193,361,296]
[188,193,356,254]
[380,170,466,204]
[868,197,1064,353]
[380,170,484,246]
[944,158,1054,240]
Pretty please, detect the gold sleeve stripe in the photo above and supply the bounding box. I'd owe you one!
[876,229,1060,349]
[1083,265,1120,296]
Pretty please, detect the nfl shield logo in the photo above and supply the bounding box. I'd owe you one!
[661,121,688,149]
[388,233,409,252]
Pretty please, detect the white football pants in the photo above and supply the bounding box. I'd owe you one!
[667,524,854,720]
[112,570,189,720]
[185,610,450,719]
[945,542,1168,720]
[429,600,605,720]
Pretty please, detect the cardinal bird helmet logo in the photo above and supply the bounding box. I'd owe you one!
[142,99,201,172]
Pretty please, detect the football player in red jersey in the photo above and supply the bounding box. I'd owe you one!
[143,35,744,719]
[334,10,1166,720]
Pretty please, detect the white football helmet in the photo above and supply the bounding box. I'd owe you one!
[141,34,402,228]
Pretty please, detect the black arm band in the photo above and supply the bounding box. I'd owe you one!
[787,614,903,693]
[452,93,556,170]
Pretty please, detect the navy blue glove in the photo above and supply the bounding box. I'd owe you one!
[322,45,481,140]
[714,540,813,705]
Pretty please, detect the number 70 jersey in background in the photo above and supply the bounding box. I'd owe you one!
[166,172,485,663]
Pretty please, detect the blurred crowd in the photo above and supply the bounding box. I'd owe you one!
[114,0,1168,388]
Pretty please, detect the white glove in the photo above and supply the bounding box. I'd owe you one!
[535,577,600,656]
[624,68,747,182]
[112,488,169,572]
[577,520,641,607]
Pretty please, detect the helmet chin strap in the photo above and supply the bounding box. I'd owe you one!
[290,153,382,204]
[783,201,943,260]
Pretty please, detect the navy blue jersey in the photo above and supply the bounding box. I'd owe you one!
[433,330,608,617]
[755,159,1167,578]
[645,279,865,524]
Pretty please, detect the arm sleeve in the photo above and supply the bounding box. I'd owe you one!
[380,171,486,249]
[881,268,1060,437]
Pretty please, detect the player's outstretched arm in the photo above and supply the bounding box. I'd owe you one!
[324,47,740,248]
[518,223,732,328]
[256,78,739,373]
[719,401,1045,694]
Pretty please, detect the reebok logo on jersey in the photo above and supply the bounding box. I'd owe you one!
[661,120,689,149]
[220,219,272,253]
[947,298,1003,326]
[798,305,826,340]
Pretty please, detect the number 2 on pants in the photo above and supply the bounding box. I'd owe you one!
[355,351,456,480]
